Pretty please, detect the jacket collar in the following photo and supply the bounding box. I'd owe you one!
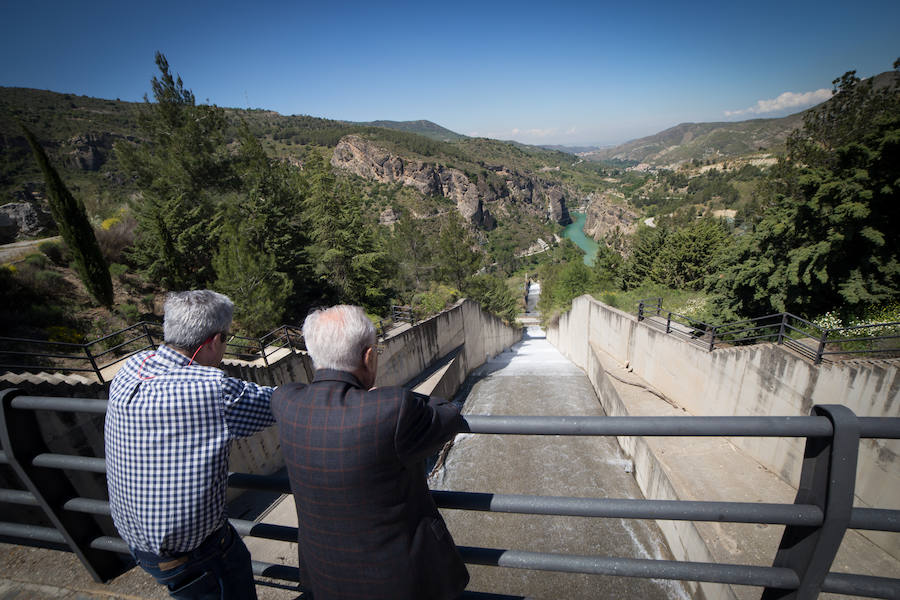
[312,368,364,388]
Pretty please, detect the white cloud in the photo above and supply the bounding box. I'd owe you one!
[725,88,832,117]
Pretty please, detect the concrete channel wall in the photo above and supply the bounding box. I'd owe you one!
[217,298,522,482]
[547,294,900,562]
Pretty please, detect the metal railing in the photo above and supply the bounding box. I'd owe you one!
[0,323,304,383]
[1,389,898,598]
[636,299,900,363]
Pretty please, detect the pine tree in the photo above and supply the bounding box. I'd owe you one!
[117,52,233,289]
[213,221,292,337]
[302,151,391,312]
[434,212,482,291]
[21,125,113,306]
[231,125,314,316]
[710,62,900,319]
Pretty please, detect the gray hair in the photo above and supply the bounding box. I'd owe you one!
[163,290,234,351]
[303,305,376,371]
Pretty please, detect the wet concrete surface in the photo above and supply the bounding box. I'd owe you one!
[429,322,691,600]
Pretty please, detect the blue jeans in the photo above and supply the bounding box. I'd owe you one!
[131,523,257,600]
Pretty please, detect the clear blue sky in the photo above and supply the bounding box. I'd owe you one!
[2,0,897,146]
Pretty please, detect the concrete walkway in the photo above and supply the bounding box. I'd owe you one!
[429,325,692,600]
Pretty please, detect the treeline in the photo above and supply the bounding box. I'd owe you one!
[539,60,900,325]
[112,53,518,333]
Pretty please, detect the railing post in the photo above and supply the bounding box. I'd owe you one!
[0,388,130,582]
[142,322,155,347]
[655,298,662,316]
[778,313,787,345]
[708,326,717,352]
[638,302,645,321]
[261,336,270,368]
[284,326,295,353]
[762,404,859,600]
[83,344,103,384]
[815,330,828,365]
[665,313,672,334]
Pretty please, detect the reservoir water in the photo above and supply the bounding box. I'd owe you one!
[561,211,599,266]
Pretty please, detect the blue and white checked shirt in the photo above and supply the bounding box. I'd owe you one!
[105,344,275,555]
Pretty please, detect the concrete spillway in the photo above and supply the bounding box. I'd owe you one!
[430,317,689,598]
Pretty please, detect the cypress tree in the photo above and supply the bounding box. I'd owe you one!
[21,125,113,306]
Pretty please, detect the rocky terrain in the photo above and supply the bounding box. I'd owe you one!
[331,135,572,229]
[582,192,638,244]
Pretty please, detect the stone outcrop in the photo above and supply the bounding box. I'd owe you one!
[583,192,637,244]
[64,133,117,171]
[331,135,572,228]
[0,202,55,240]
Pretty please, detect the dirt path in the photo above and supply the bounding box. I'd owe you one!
[0,236,61,263]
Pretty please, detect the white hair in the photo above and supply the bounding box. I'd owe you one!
[163,290,233,351]
[303,305,375,371]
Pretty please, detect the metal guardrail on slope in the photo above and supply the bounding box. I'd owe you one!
[0,322,304,383]
[636,298,900,363]
[0,389,898,598]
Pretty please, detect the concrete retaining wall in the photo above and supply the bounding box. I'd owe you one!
[548,294,900,561]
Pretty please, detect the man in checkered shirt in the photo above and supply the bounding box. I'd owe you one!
[105,290,275,599]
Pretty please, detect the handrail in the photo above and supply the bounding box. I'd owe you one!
[635,301,900,363]
[1,389,898,598]
[0,320,303,382]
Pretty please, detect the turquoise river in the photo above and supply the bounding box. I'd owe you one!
[561,211,599,266]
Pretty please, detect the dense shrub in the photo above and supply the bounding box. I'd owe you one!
[94,215,137,264]
[38,240,69,266]
[24,253,49,269]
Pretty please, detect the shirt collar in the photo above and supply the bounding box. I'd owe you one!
[313,369,364,388]
[155,344,193,367]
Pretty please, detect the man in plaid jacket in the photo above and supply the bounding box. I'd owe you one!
[105,290,275,599]
[272,305,469,600]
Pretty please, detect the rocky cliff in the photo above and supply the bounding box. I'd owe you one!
[331,135,572,228]
[582,192,638,246]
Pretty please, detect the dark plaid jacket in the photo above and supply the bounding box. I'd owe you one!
[271,369,469,600]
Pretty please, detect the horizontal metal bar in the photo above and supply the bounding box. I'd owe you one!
[0,349,86,359]
[85,321,156,346]
[63,497,111,516]
[0,364,98,373]
[91,332,150,359]
[0,488,38,506]
[7,397,900,440]
[228,472,291,493]
[0,521,66,544]
[849,508,900,532]
[98,350,148,370]
[822,347,900,356]
[88,535,128,554]
[858,418,900,439]
[432,491,824,526]
[460,415,835,437]
[822,572,900,598]
[0,336,84,348]
[31,453,106,473]
[824,333,900,345]
[11,396,108,413]
[458,546,801,589]
[252,560,300,582]
[231,518,297,543]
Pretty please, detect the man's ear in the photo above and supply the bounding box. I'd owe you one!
[364,346,377,373]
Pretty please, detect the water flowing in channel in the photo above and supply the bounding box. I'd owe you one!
[429,283,689,600]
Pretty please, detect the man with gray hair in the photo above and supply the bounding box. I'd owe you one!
[105,290,275,599]
[272,304,469,600]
